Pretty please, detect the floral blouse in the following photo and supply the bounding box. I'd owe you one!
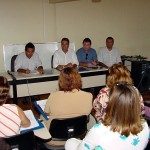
[93,86,145,122]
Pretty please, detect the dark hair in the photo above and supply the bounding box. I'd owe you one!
[25,42,35,51]
[59,67,82,92]
[61,38,69,44]
[102,82,143,136]
[83,38,91,45]
[0,139,11,150]
[0,76,9,106]
[106,37,114,42]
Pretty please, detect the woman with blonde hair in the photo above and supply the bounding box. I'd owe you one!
[65,82,149,150]
[0,76,30,137]
[93,63,144,122]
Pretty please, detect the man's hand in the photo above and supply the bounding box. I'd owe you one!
[92,60,97,66]
[25,69,31,74]
[66,63,73,67]
[37,67,44,74]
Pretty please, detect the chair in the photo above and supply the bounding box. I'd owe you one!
[11,54,18,72]
[3,131,37,150]
[51,55,54,68]
[41,115,88,150]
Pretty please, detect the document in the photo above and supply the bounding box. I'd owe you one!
[20,110,44,133]
[34,99,49,120]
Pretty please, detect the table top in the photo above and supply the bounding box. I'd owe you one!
[0,67,108,81]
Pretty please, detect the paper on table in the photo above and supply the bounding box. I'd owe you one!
[36,99,47,111]
[20,110,39,131]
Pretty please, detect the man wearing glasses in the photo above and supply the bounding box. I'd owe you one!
[76,38,97,67]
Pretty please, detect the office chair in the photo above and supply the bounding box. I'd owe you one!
[3,131,37,150]
[39,115,88,150]
[51,55,54,68]
[11,55,18,72]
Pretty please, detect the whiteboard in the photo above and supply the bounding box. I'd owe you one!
[3,42,75,71]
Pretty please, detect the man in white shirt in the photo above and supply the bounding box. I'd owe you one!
[15,42,44,74]
[53,38,79,70]
[97,37,121,68]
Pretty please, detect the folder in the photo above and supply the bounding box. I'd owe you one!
[34,100,49,120]
[20,110,44,133]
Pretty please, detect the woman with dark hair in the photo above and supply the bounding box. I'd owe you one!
[0,76,30,137]
[93,63,144,122]
[44,67,92,129]
[65,82,149,150]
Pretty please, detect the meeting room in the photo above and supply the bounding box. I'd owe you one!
[0,0,150,150]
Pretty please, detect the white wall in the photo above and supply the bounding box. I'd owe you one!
[0,0,55,72]
[55,0,150,57]
[0,0,150,72]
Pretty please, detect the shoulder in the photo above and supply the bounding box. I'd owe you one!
[78,90,93,98]
[76,48,83,53]
[69,49,76,53]
[33,52,39,56]
[112,47,120,51]
[54,50,60,55]
[17,52,25,58]
[99,47,107,52]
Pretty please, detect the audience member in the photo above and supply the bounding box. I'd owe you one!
[93,64,145,122]
[43,67,92,130]
[15,42,43,74]
[97,37,121,68]
[76,38,97,67]
[0,76,30,137]
[65,82,149,150]
[53,38,79,70]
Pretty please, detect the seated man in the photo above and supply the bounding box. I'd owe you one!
[76,38,97,67]
[97,37,121,68]
[15,42,43,74]
[53,38,79,70]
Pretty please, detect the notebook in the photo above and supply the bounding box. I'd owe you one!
[20,110,44,133]
[34,99,49,120]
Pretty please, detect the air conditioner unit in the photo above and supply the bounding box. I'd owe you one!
[49,0,79,3]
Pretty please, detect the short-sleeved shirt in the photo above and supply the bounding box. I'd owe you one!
[76,48,97,63]
[98,47,121,67]
[53,49,79,68]
[0,104,21,137]
[14,52,42,72]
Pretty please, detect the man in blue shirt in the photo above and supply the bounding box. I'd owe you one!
[76,38,97,67]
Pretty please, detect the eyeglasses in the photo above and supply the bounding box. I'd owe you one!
[86,53,88,60]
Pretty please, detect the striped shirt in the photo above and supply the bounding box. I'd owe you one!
[0,104,21,137]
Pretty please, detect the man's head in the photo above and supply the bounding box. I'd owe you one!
[25,42,35,59]
[61,38,69,53]
[82,38,91,52]
[106,37,114,50]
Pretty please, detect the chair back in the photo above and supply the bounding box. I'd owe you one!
[4,131,36,150]
[11,55,18,72]
[51,55,54,68]
[49,115,88,141]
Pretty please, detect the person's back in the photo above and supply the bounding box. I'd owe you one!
[65,82,149,150]
[45,90,92,119]
[0,104,21,137]
[44,67,92,130]
[0,76,30,137]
